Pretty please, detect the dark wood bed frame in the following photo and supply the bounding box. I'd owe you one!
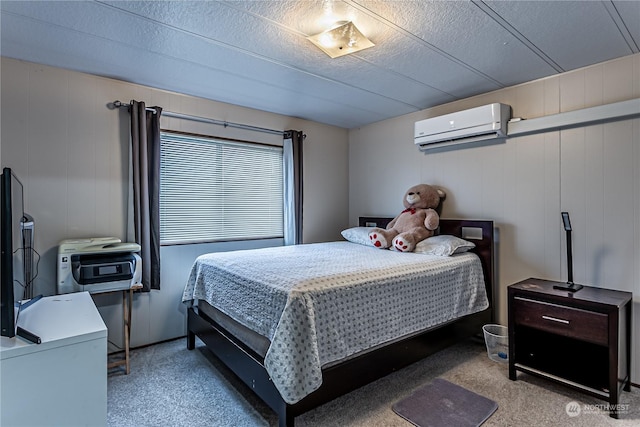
[187,217,495,426]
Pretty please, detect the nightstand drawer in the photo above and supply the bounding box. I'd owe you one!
[513,296,608,345]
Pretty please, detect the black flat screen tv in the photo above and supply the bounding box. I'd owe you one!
[1,167,26,338]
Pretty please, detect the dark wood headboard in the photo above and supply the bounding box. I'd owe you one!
[358,216,394,228]
[358,216,495,316]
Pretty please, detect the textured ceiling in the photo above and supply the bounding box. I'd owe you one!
[1,1,639,129]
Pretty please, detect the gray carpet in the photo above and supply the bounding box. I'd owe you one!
[108,337,640,426]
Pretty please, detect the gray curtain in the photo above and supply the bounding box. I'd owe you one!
[130,100,162,291]
[283,130,304,245]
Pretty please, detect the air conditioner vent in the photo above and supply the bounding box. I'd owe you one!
[415,103,511,151]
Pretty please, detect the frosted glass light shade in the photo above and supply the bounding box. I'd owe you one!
[307,21,374,58]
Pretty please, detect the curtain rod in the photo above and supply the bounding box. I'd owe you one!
[109,100,285,136]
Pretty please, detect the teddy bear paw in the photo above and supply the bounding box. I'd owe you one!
[393,236,412,252]
[368,232,388,248]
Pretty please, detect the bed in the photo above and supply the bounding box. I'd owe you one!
[184,217,495,426]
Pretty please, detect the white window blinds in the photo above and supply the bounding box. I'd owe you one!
[160,132,284,244]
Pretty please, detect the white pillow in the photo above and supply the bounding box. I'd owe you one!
[341,227,374,246]
[414,235,475,256]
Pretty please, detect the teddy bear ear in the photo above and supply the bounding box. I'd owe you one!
[437,188,446,200]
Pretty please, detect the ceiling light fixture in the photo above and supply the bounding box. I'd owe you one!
[307,21,374,59]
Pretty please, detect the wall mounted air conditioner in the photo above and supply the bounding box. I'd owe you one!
[415,103,511,151]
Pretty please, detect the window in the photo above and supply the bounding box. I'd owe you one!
[160,131,284,244]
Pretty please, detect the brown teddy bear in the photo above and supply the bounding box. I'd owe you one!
[369,183,446,252]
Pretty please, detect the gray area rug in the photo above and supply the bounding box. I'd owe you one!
[108,336,640,426]
[392,378,498,427]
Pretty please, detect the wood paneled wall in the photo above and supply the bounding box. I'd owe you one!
[0,57,349,348]
[349,53,640,381]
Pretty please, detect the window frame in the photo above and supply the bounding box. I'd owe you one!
[159,129,285,246]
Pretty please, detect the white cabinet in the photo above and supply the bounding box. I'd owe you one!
[1,291,107,426]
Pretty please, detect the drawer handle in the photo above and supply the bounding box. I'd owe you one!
[542,315,570,324]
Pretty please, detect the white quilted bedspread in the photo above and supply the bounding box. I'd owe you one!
[182,241,488,404]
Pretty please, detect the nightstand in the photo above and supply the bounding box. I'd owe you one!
[508,278,632,418]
